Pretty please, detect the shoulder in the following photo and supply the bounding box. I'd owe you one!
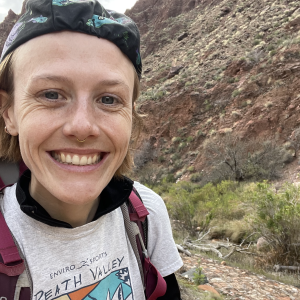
[0,184,17,210]
[133,181,166,214]
[133,182,183,276]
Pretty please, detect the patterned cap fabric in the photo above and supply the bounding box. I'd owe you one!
[0,0,142,78]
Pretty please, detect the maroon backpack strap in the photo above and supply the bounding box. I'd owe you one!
[128,189,167,299]
[0,212,25,273]
[0,208,26,300]
[128,189,149,222]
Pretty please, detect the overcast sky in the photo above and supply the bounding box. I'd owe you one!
[0,0,137,22]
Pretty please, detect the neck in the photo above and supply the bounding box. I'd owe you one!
[29,176,99,228]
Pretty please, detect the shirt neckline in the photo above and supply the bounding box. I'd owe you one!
[16,169,133,228]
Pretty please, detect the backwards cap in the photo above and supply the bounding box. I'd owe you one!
[0,0,142,78]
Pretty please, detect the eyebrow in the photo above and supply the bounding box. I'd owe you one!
[30,75,131,91]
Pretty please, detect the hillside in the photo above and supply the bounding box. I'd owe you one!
[126,0,300,183]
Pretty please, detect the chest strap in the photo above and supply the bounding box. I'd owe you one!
[0,211,25,276]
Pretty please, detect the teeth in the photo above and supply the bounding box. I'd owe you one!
[53,152,102,166]
[80,156,87,165]
[72,155,80,165]
[66,154,72,164]
[92,155,97,163]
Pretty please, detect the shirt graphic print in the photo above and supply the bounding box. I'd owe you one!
[51,267,133,300]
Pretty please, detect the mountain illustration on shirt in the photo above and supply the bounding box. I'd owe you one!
[54,268,134,300]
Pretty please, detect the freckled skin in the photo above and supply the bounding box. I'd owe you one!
[2,31,135,226]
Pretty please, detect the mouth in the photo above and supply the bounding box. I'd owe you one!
[51,151,104,166]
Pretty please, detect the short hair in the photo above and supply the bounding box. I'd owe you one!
[0,50,142,177]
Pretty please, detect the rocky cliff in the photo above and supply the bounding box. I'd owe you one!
[126,0,300,182]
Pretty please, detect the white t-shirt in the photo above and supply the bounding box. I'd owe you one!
[0,182,182,300]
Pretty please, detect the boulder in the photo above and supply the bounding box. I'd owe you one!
[198,285,220,296]
[257,237,270,252]
[167,65,184,79]
[190,92,200,100]
[220,7,231,16]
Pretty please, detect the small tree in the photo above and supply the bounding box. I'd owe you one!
[133,138,156,170]
[203,134,284,183]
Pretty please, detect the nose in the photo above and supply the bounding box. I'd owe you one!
[62,96,100,142]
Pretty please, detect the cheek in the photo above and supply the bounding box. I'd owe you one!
[105,112,132,150]
[14,107,61,165]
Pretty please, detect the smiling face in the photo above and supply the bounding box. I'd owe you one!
[5,31,135,206]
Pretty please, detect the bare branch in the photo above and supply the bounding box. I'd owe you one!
[185,242,223,258]
[240,232,259,247]
[176,244,192,257]
[223,246,236,259]
[274,265,300,272]
[196,228,211,242]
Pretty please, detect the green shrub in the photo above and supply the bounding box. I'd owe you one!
[205,103,212,111]
[165,146,175,154]
[171,153,181,161]
[197,130,206,137]
[158,156,166,163]
[253,39,260,46]
[232,89,241,98]
[227,77,235,84]
[172,137,181,143]
[204,81,216,89]
[190,173,202,183]
[187,136,194,143]
[178,142,187,151]
[187,166,195,172]
[250,182,300,266]
[167,180,248,234]
[159,77,167,83]
[165,174,176,183]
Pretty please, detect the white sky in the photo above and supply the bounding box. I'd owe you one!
[0,0,137,22]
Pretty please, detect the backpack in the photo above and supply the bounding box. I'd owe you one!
[0,187,167,300]
[0,161,27,189]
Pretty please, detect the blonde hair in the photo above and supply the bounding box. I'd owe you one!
[0,50,143,176]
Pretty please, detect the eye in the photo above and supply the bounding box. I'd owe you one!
[45,91,59,100]
[101,96,116,105]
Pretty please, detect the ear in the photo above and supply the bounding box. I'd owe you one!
[0,90,18,136]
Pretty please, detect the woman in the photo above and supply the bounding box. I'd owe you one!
[0,0,183,299]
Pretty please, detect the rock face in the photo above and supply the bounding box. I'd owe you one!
[126,0,223,56]
[126,0,300,181]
